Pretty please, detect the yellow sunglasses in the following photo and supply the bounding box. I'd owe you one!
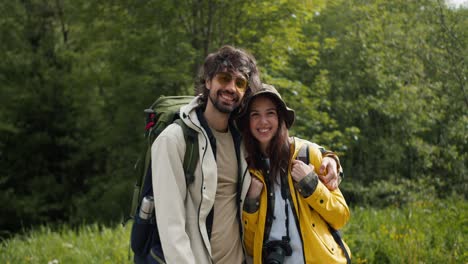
[215,72,248,92]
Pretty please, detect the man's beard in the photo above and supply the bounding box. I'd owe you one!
[209,90,239,113]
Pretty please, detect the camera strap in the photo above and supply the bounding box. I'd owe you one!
[279,171,291,245]
[262,157,292,257]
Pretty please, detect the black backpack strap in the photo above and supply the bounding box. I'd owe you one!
[297,143,351,264]
[297,142,309,164]
[330,228,351,264]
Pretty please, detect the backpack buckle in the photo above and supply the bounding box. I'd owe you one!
[144,109,156,132]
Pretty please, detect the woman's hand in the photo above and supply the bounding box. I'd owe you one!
[291,159,314,182]
[247,176,263,199]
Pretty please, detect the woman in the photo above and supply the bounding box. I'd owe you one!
[237,84,351,264]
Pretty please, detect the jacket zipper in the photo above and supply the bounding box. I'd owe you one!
[186,115,214,264]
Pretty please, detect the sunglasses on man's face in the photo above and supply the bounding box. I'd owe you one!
[215,72,248,92]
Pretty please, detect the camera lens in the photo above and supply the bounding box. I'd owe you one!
[263,239,292,264]
[264,247,286,264]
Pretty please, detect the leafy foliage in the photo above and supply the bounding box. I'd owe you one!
[0,0,466,235]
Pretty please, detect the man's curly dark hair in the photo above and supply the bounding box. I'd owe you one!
[195,45,262,108]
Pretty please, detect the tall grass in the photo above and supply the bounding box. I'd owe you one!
[0,224,132,264]
[1,196,466,264]
[343,195,467,264]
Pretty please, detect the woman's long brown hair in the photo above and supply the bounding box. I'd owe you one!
[241,94,291,184]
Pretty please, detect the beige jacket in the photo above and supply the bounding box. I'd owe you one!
[151,96,252,264]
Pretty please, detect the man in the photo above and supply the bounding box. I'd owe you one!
[151,45,341,263]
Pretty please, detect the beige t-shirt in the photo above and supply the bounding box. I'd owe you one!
[210,128,243,263]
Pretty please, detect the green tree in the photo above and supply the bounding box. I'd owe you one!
[0,0,107,233]
[313,0,466,195]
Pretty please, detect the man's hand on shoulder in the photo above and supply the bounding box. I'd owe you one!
[318,157,342,191]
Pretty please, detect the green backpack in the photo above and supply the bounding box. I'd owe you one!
[127,95,199,263]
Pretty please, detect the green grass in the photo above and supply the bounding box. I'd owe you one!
[343,196,467,264]
[1,196,466,264]
[0,224,132,264]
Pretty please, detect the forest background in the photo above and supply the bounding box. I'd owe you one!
[0,0,466,263]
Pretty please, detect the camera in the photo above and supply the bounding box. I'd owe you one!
[262,237,293,264]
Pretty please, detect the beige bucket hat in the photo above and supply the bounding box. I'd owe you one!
[237,83,295,130]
